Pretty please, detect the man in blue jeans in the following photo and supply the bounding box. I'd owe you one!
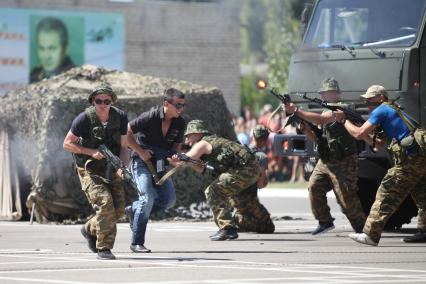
[126,88,186,252]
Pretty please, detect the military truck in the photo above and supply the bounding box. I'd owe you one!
[274,0,426,229]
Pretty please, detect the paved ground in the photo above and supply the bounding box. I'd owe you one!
[0,189,425,284]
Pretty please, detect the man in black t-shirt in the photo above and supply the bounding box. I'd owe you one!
[63,85,129,260]
[127,88,186,253]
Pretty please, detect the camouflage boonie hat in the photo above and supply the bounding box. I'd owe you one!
[360,85,388,99]
[253,125,269,139]
[184,120,210,136]
[88,84,117,104]
[318,77,341,93]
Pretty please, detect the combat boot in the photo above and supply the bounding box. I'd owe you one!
[209,227,238,241]
[80,226,97,253]
[97,249,116,260]
[402,230,426,243]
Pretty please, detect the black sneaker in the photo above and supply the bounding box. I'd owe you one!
[125,205,133,230]
[312,222,335,235]
[209,228,238,241]
[130,244,151,253]
[403,230,426,243]
[80,226,97,253]
[97,249,116,260]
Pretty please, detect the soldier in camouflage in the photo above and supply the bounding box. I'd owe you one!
[285,78,366,235]
[174,120,260,240]
[63,84,129,259]
[232,125,275,233]
[335,85,426,245]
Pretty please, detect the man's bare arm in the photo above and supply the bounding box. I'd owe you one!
[63,131,103,160]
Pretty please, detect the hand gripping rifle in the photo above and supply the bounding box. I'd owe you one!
[98,144,143,198]
[176,153,214,171]
[296,93,366,125]
[256,80,323,139]
[155,152,214,186]
[296,93,385,152]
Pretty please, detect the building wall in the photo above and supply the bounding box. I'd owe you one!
[0,0,241,114]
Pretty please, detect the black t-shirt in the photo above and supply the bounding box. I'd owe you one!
[129,105,185,150]
[70,109,128,138]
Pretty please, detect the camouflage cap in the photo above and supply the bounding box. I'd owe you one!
[318,77,341,93]
[184,119,210,136]
[88,84,117,104]
[360,85,388,99]
[253,125,269,139]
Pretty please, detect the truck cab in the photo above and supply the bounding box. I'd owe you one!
[276,0,426,228]
[289,0,426,123]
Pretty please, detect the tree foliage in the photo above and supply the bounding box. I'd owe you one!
[240,0,305,113]
[263,0,301,93]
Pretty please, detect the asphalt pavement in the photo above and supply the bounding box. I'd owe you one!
[0,188,425,284]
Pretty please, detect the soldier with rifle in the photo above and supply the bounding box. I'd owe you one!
[63,84,129,260]
[171,120,260,241]
[334,85,426,245]
[231,125,275,234]
[283,78,367,235]
[126,88,186,253]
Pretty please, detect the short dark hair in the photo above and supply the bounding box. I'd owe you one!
[36,17,69,47]
[164,88,185,103]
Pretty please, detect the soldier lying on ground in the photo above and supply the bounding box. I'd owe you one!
[335,85,426,246]
[63,84,129,260]
[232,125,275,234]
[171,119,260,241]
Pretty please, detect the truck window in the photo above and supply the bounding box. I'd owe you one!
[303,0,426,49]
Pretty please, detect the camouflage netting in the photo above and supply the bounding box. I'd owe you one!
[0,65,237,223]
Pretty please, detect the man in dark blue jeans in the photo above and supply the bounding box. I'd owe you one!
[126,88,186,253]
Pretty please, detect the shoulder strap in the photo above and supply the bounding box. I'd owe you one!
[384,102,419,132]
[85,106,102,128]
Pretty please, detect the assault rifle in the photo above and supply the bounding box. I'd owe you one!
[98,144,143,197]
[154,152,214,186]
[297,93,388,153]
[256,80,323,139]
[296,93,365,125]
[175,152,214,171]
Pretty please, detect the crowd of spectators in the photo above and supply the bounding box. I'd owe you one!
[232,104,307,183]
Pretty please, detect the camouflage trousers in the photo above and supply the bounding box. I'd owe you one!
[364,154,426,243]
[231,183,275,233]
[308,154,366,231]
[205,161,260,230]
[77,168,126,250]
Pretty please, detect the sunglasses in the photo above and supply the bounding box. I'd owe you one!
[171,102,185,110]
[94,99,112,105]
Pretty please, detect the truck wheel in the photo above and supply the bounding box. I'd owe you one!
[357,177,418,230]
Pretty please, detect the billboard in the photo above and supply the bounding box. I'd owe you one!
[0,8,124,95]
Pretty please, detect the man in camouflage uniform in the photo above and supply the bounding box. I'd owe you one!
[232,125,275,233]
[175,120,260,240]
[335,85,426,245]
[285,78,366,235]
[63,84,129,259]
